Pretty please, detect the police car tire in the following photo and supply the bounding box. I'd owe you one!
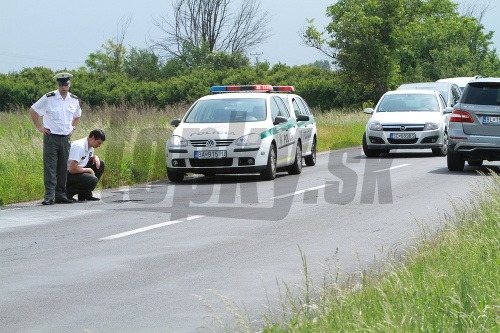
[287,142,302,175]
[304,138,316,166]
[261,144,277,181]
[167,169,184,182]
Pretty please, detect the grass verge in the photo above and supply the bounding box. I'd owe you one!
[256,173,499,333]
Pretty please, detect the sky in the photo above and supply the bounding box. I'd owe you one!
[0,0,498,74]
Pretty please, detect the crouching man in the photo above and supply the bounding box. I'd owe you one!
[67,129,106,201]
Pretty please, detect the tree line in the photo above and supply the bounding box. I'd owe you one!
[0,0,498,112]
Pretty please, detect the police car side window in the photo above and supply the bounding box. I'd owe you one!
[274,96,290,118]
[270,98,281,120]
[292,99,301,118]
[296,97,311,115]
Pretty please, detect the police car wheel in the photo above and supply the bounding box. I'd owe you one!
[287,142,302,175]
[304,138,316,166]
[261,144,277,181]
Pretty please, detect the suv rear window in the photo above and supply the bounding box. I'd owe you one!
[461,82,500,105]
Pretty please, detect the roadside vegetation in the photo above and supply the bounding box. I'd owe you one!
[216,174,500,333]
[0,104,368,206]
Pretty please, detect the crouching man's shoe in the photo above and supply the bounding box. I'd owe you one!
[78,195,100,202]
[55,196,74,204]
[41,199,54,205]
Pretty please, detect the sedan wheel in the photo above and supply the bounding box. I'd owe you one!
[362,133,381,157]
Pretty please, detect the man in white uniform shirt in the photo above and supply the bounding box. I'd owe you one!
[29,72,81,205]
[66,129,106,201]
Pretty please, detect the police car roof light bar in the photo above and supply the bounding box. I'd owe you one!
[272,86,295,92]
[210,85,274,93]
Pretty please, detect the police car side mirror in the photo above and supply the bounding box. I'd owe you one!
[296,115,310,122]
[273,116,288,125]
[364,108,374,114]
[170,119,181,127]
[443,107,453,114]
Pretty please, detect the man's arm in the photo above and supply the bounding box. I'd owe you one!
[68,160,95,176]
[29,108,50,135]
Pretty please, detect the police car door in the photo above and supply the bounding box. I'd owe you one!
[271,96,295,166]
[293,97,314,154]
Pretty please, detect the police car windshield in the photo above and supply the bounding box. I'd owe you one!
[184,99,267,123]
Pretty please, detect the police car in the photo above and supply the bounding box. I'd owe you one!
[166,85,303,182]
[277,92,317,166]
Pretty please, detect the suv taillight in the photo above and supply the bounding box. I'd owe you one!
[450,110,474,123]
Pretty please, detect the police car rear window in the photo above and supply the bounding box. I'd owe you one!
[184,99,267,123]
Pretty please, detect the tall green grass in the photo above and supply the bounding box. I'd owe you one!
[0,103,187,205]
[315,108,369,151]
[0,105,365,205]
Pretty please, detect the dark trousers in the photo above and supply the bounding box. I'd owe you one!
[43,134,71,201]
[66,160,105,198]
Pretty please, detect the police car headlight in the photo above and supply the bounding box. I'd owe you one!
[235,134,261,146]
[424,122,439,130]
[168,135,188,147]
[369,121,383,131]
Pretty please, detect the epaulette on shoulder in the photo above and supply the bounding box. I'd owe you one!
[69,93,79,99]
[45,92,56,98]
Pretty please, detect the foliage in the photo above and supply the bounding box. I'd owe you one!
[303,0,500,102]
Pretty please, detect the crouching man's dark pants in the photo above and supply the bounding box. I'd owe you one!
[66,160,105,199]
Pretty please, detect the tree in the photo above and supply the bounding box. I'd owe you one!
[150,0,271,63]
[302,0,499,103]
[124,48,162,81]
[85,16,131,73]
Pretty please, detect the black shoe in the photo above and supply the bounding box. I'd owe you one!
[79,195,100,202]
[55,196,74,204]
[41,199,54,205]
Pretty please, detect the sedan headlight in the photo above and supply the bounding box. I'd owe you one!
[369,121,383,131]
[234,133,261,146]
[423,122,439,130]
[168,135,188,147]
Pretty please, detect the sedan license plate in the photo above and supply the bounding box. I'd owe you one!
[194,150,227,159]
[482,116,500,124]
[390,133,416,140]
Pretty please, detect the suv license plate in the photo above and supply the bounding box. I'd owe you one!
[194,150,227,159]
[482,116,500,124]
[390,133,416,139]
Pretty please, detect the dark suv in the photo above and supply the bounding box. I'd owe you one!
[446,78,500,171]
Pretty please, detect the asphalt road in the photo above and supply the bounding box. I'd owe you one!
[0,147,496,333]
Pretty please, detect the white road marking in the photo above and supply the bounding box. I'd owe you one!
[100,215,204,241]
[271,184,330,200]
[373,163,410,173]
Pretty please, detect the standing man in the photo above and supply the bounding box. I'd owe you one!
[29,72,81,205]
[66,129,106,202]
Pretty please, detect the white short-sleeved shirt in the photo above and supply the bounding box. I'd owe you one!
[31,90,81,135]
[68,137,94,169]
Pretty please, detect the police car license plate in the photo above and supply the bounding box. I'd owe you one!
[390,133,416,139]
[482,116,500,124]
[194,150,227,159]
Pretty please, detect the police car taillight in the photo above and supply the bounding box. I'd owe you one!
[273,86,295,92]
[210,85,273,93]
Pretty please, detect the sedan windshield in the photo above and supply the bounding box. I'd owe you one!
[378,94,439,112]
[184,98,267,123]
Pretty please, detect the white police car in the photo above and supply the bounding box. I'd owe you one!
[278,91,317,166]
[166,85,302,182]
